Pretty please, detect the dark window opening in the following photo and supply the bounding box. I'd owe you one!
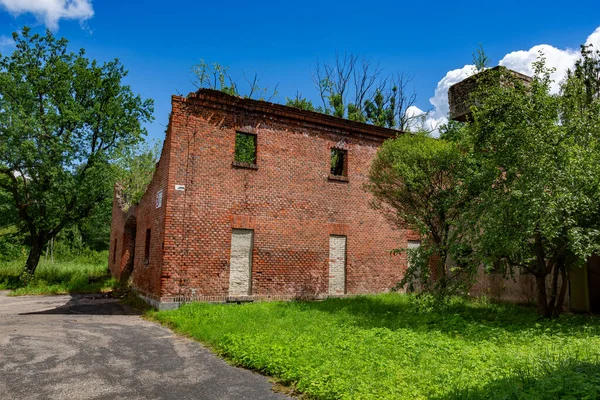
[234,132,257,164]
[144,229,151,264]
[330,148,347,176]
[112,239,117,264]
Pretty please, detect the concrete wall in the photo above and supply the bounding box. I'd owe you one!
[470,268,537,304]
[448,66,533,122]
[570,264,590,312]
[470,267,571,310]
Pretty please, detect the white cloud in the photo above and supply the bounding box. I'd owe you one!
[585,27,600,49]
[422,25,600,136]
[429,65,476,121]
[417,65,476,136]
[0,0,94,30]
[0,34,15,52]
[499,45,579,93]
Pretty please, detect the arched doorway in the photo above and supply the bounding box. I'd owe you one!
[120,216,137,284]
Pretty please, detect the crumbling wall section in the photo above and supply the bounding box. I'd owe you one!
[108,122,172,301]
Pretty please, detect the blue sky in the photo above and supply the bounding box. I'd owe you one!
[1,0,599,140]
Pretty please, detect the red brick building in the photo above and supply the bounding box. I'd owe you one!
[109,89,415,309]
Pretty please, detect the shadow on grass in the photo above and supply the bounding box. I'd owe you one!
[18,294,142,316]
[275,294,600,341]
[437,360,600,400]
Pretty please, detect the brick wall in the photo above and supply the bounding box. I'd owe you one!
[159,90,411,302]
[108,116,173,301]
[110,89,414,304]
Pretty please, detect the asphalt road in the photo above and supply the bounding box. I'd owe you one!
[0,291,290,400]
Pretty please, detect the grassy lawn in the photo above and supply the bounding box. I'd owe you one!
[152,294,600,399]
[0,255,117,295]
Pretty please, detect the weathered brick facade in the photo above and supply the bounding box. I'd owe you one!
[109,89,415,309]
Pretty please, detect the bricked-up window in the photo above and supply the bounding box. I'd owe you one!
[330,148,347,176]
[144,229,151,264]
[234,132,257,165]
[329,235,347,295]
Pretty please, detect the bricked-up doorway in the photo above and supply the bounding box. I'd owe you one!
[120,216,137,284]
[229,229,254,297]
[589,255,600,313]
[329,235,347,295]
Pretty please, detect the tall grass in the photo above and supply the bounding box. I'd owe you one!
[153,294,600,399]
[0,251,117,295]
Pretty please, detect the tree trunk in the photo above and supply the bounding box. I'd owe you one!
[25,235,45,276]
[533,233,551,317]
[547,262,559,313]
[535,274,550,317]
[552,263,568,318]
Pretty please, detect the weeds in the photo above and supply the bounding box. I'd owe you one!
[0,254,116,295]
[152,294,600,399]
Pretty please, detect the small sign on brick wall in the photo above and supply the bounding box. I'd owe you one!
[175,185,185,191]
[156,190,163,208]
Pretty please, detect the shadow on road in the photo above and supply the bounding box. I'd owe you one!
[19,295,142,316]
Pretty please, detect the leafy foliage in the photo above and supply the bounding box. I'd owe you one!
[234,133,257,164]
[563,44,600,105]
[114,141,161,209]
[330,148,346,176]
[0,27,153,274]
[192,59,278,101]
[451,54,600,317]
[0,254,115,295]
[153,294,600,399]
[472,43,491,72]
[313,54,428,131]
[285,93,317,111]
[194,54,428,132]
[368,133,475,295]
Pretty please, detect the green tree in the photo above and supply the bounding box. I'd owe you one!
[563,44,600,108]
[192,59,278,101]
[113,141,161,209]
[313,55,428,131]
[367,132,473,295]
[285,92,317,111]
[234,133,256,164]
[455,57,600,317]
[71,141,160,252]
[0,27,154,275]
[472,43,490,72]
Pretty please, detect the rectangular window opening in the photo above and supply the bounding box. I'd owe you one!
[144,228,151,264]
[112,239,117,264]
[330,148,347,177]
[234,132,257,165]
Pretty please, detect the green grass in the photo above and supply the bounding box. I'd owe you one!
[152,294,600,399]
[0,254,117,295]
